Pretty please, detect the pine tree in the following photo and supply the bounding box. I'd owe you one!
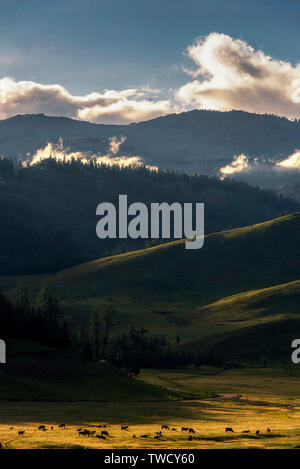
[15,278,30,313]
[124,324,142,376]
[89,308,101,360]
[89,306,116,360]
[36,282,60,319]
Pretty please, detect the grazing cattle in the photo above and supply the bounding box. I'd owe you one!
[96,424,106,428]
[188,435,193,441]
[101,430,109,437]
[18,431,25,436]
[140,434,149,438]
[77,428,82,432]
[9,427,14,430]
[38,425,46,430]
[79,429,93,436]
[225,427,234,433]
[154,435,160,440]
[132,434,137,438]
[121,426,129,430]
[256,430,260,435]
[161,424,169,430]
[189,428,195,434]
[58,424,66,429]
[172,428,177,431]
[181,427,189,432]
[242,430,250,433]
[96,434,106,440]
[51,427,54,430]
[267,428,271,433]
[156,431,162,436]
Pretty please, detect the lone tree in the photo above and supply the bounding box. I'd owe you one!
[15,278,31,314]
[36,282,60,319]
[89,306,116,360]
[123,324,143,376]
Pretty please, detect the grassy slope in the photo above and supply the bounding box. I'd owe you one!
[3,212,300,362]
[183,279,300,363]
[0,353,185,402]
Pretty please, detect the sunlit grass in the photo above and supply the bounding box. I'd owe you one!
[1,367,300,449]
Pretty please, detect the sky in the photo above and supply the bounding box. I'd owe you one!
[0,0,300,123]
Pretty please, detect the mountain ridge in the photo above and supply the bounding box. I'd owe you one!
[1,110,300,173]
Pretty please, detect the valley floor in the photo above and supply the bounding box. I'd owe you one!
[1,367,300,449]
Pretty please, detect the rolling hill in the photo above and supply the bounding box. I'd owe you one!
[4,212,300,365]
[184,279,300,364]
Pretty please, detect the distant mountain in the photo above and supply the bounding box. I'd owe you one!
[0,113,121,160]
[1,110,300,175]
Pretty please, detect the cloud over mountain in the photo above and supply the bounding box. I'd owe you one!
[2,33,300,123]
[27,136,158,171]
[0,77,172,124]
[177,33,300,119]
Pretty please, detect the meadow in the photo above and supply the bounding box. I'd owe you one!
[1,366,300,449]
[1,214,300,450]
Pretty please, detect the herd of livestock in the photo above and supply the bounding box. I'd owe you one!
[9,423,271,441]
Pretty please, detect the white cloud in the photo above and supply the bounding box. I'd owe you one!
[276,150,300,169]
[0,76,172,124]
[177,33,300,119]
[3,33,300,123]
[220,150,300,179]
[220,154,250,175]
[78,97,171,124]
[27,136,158,171]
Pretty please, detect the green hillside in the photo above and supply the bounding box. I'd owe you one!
[184,279,300,364]
[4,212,300,364]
